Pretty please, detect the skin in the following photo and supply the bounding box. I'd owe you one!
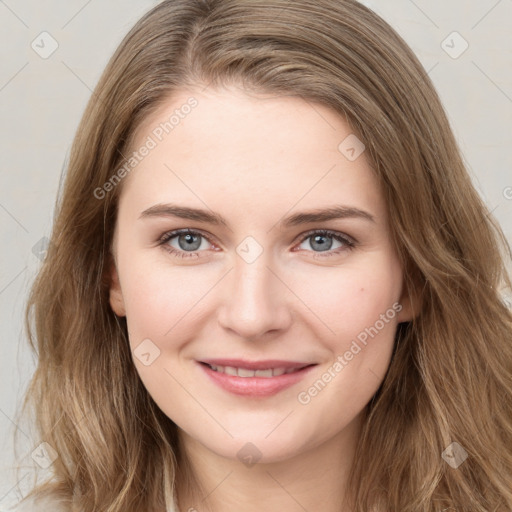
[108,85,415,512]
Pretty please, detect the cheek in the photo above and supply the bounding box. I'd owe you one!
[290,258,403,342]
[119,246,403,357]
[119,255,214,343]
[291,264,402,423]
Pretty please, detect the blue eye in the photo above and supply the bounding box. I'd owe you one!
[158,228,356,259]
[159,229,213,259]
[296,229,356,257]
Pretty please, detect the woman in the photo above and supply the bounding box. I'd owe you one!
[13,0,512,510]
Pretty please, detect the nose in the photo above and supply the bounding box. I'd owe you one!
[217,249,293,340]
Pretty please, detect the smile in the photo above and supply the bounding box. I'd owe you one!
[206,364,302,377]
[197,359,317,397]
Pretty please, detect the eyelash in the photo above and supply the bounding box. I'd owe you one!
[158,228,357,260]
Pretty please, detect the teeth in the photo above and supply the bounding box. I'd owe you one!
[254,369,273,377]
[208,364,300,378]
[238,367,255,377]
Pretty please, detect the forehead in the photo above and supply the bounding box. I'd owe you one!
[117,86,385,225]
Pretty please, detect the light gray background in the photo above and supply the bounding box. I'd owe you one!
[1,0,511,509]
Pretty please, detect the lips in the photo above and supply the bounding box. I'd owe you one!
[206,365,297,377]
[197,358,317,397]
[200,358,312,371]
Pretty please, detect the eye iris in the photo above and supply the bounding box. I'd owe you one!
[169,231,344,254]
[311,234,333,252]
[178,233,201,251]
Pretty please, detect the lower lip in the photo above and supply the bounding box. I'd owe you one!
[198,362,316,397]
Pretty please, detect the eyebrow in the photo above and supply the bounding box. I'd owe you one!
[139,203,375,228]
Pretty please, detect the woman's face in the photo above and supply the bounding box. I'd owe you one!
[109,86,414,463]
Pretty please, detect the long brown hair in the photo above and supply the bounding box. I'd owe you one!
[15,0,512,510]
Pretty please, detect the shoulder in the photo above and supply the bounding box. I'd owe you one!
[7,494,69,512]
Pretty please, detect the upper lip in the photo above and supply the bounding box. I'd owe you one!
[199,358,315,370]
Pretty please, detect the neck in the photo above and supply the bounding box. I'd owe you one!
[175,412,363,512]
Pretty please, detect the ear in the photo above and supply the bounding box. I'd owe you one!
[107,252,126,317]
[396,274,423,323]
